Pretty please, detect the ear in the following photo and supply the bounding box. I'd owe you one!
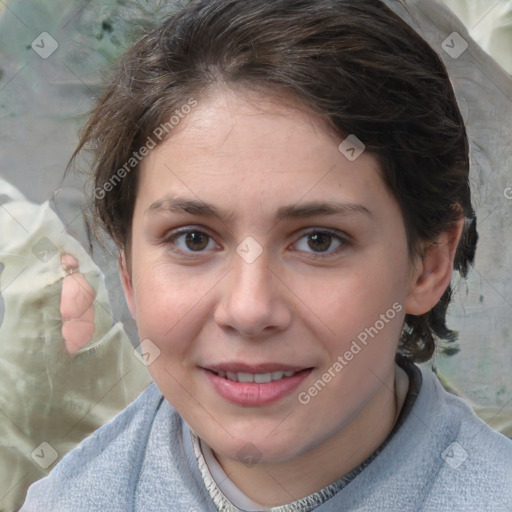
[405,218,464,315]
[119,250,136,318]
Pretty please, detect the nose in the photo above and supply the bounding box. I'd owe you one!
[214,250,292,338]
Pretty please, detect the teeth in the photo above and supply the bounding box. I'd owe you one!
[237,372,254,383]
[219,370,298,382]
[254,373,272,383]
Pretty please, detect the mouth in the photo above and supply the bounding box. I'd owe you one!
[203,362,311,382]
[201,363,313,406]
[207,369,301,383]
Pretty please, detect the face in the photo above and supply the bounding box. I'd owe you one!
[122,88,421,464]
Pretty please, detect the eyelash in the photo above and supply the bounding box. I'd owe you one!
[163,227,349,259]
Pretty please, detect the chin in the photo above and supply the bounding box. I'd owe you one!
[203,423,316,466]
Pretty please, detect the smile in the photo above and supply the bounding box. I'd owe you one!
[202,364,313,406]
[212,370,298,383]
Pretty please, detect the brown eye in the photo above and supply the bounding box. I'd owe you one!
[307,232,332,252]
[184,231,210,251]
[167,229,218,253]
[293,229,345,257]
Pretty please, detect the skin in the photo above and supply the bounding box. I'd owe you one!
[60,253,96,354]
[120,87,463,506]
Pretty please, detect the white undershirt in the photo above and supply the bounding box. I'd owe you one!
[199,436,267,510]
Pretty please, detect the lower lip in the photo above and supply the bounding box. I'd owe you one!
[202,368,312,406]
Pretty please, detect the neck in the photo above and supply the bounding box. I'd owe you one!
[214,364,409,507]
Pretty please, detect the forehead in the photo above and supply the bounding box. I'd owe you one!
[135,88,393,220]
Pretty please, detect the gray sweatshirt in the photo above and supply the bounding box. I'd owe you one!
[21,361,512,511]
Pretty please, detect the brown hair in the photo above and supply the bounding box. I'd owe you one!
[70,0,477,362]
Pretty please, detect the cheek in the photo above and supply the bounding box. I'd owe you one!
[324,263,405,323]
[311,257,407,362]
[130,262,185,339]
[129,259,218,358]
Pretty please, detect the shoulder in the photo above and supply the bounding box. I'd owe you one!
[342,363,512,512]
[415,366,512,510]
[20,383,169,511]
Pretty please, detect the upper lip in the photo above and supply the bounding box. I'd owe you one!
[203,362,310,373]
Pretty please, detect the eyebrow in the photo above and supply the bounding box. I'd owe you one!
[146,196,371,221]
